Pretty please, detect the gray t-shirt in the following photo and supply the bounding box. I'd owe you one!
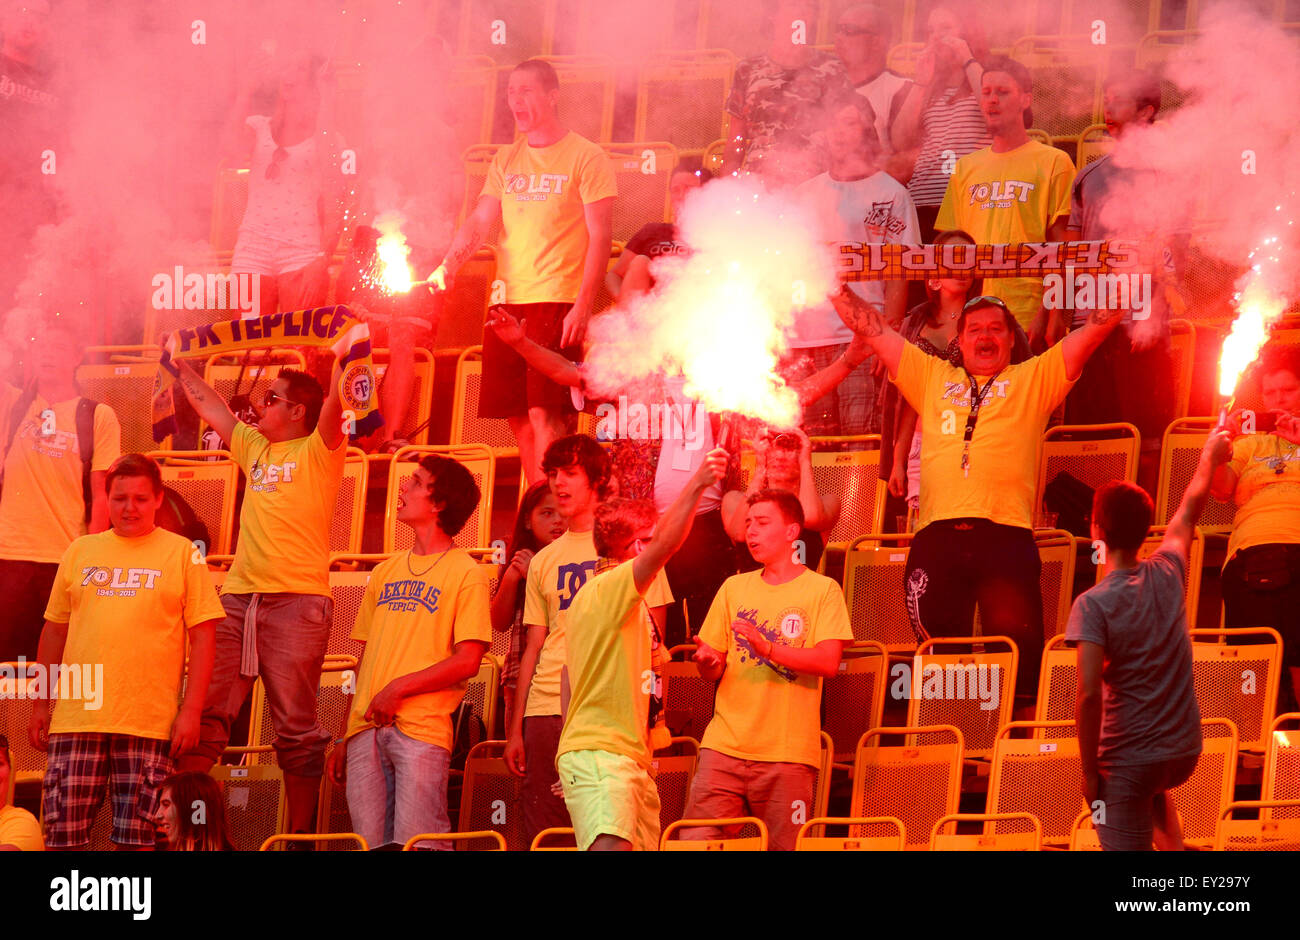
[1064,548,1202,766]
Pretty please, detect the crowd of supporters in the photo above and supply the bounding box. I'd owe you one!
[2,0,1298,855]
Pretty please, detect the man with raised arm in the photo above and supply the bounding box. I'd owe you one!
[1069,431,1230,850]
[828,284,1124,704]
[556,448,728,850]
[171,354,347,841]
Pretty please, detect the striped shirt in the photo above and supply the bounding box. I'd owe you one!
[906,86,991,208]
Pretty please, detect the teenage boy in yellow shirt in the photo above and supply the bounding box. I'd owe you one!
[29,454,222,850]
[683,488,853,851]
[328,454,491,849]
[556,448,727,850]
[173,355,348,837]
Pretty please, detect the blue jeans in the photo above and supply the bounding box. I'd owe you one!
[345,725,452,850]
[1097,752,1200,851]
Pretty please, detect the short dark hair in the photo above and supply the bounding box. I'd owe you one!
[512,58,559,93]
[105,453,163,497]
[418,454,481,537]
[1093,480,1153,553]
[593,497,658,558]
[1104,69,1161,121]
[747,488,805,529]
[542,434,611,498]
[956,296,1018,337]
[278,368,325,429]
[982,55,1034,127]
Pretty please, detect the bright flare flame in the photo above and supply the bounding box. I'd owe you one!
[375,228,413,294]
[1218,222,1290,398]
[584,177,835,429]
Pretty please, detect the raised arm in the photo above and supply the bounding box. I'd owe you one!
[174,359,238,447]
[793,334,870,407]
[1060,304,1126,382]
[1161,430,1232,560]
[632,448,727,594]
[317,357,345,450]
[828,286,905,379]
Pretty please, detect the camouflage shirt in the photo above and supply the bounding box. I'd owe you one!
[726,51,856,185]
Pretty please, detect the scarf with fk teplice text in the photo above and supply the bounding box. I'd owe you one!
[150,305,384,442]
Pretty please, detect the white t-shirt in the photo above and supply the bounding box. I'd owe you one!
[793,170,920,348]
[237,114,322,249]
[856,70,912,154]
[653,376,722,515]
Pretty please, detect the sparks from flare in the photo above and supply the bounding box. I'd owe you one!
[1217,203,1292,400]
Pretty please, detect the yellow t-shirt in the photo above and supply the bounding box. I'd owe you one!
[483,131,617,304]
[0,386,121,563]
[558,560,668,769]
[935,141,1076,329]
[698,568,853,768]
[345,549,492,750]
[223,422,345,597]
[894,340,1075,531]
[523,529,671,718]
[1225,434,1300,563]
[0,804,42,851]
[44,527,226,739]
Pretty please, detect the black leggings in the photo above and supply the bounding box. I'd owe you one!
[904,519,1044,699]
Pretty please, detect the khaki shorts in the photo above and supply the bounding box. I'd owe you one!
[557,749,660,851]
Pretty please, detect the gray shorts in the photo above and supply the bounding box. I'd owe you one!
[1097,752,1200,851]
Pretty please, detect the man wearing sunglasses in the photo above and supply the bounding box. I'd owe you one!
[170,357,348,842]
[829,286,1124,704]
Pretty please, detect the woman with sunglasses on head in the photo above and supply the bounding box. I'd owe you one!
[722,426,839,573]
[829,281,1124,709]
[223,48,348,317]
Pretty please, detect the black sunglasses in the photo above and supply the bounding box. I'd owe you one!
[262,391,300,410]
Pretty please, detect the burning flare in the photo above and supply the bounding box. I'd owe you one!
[375,225,413,295]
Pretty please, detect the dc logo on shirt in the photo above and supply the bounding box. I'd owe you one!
[556,560,598,611]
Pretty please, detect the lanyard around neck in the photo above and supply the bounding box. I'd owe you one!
[960,370,1003,478]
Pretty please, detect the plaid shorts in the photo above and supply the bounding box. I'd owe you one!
[42,733,173,848]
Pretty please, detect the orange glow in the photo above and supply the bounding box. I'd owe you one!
[1218,281,1286,398]
[375,227,413,294]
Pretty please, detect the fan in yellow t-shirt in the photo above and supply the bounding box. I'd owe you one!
[1,738,42,851]
[826,286,1125,706]
[681,488,852,851]
[171,355,348,837]
[555,449,726,851]
[935,57,1075,343]
[29,454,223,850]
[0,322,121,666]
[427,59,617,485]
[505,434,671,847]
[328,454,490,850]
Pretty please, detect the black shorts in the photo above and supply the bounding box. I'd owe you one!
[479,302,581,419]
